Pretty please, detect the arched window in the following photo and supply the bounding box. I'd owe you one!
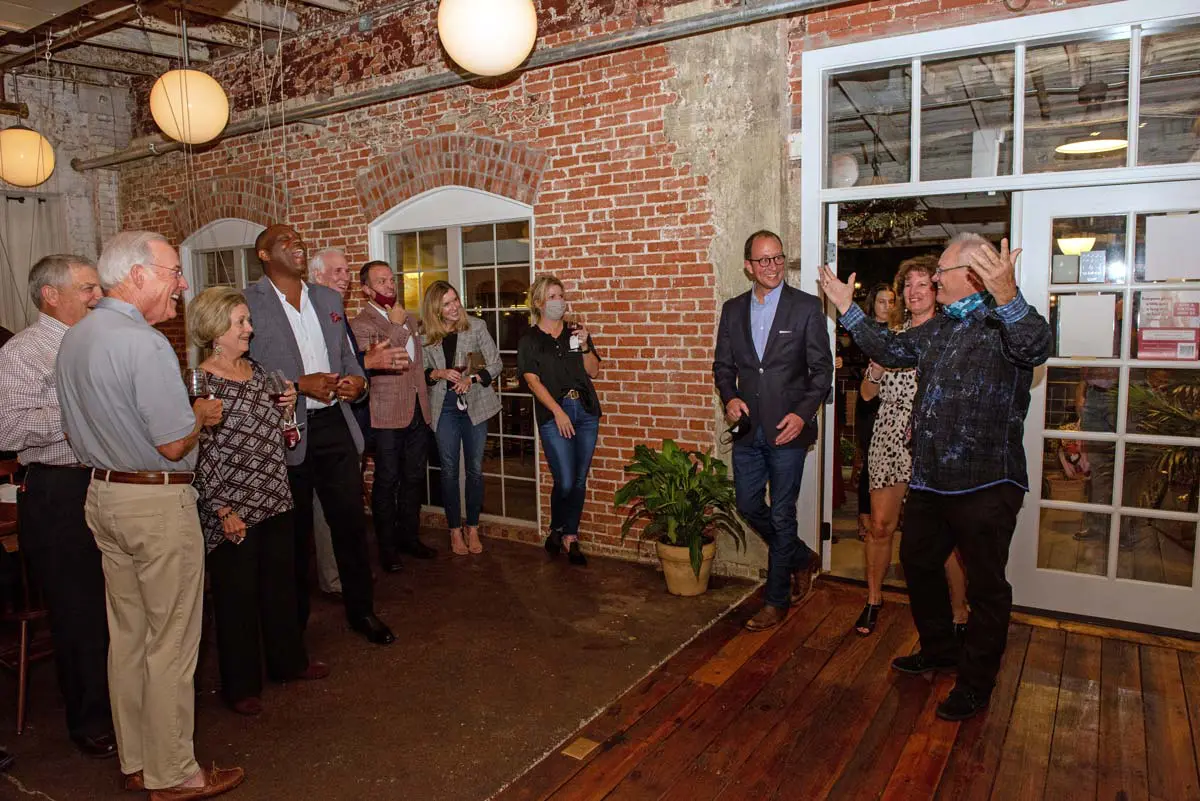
[370,187,537,524]
[180,218,266,363]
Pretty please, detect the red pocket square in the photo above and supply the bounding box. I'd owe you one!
[330,312,342,323]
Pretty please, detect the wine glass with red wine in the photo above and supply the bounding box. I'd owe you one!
[453,360,469,410]
[265,369,301,449]
[185,369,213,402]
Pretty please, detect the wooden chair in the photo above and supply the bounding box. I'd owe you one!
[0,459,54,734]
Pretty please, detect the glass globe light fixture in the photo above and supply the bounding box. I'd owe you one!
[438,0,538,77]
[149,69,230,145]
[0,125,55,187]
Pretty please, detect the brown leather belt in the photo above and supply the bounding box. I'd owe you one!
[92,469,195,486]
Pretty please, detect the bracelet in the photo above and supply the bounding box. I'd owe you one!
[865,369,883,384]
[218,508,235,521]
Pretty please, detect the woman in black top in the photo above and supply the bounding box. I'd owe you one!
[517,275,602,566]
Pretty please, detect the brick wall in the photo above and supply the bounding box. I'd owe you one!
[116,0,1117,564]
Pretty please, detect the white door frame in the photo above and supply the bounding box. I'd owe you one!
[1011,181,1200,633]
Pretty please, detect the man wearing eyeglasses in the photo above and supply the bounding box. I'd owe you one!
[714,229,833,632]
[820,232,1051,722]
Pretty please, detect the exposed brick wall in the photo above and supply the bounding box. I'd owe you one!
[118,0,1121,561]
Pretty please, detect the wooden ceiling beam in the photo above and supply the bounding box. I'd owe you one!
[84,27,209,62]
[120,16,253,49]
[180,0,300,32]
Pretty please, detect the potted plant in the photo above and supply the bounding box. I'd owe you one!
[614,439,748,596]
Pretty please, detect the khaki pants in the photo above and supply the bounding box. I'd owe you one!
[85,480,204,789]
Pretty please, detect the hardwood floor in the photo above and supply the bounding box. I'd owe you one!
[492,582,1200,801]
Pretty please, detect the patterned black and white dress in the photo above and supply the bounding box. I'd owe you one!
[868,337,919,491]
[196,361,293,552]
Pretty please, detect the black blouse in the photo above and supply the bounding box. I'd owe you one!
[517,325,602,425]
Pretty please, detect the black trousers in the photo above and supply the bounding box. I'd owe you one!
[901,484,1024,698]
[18,464,112,740]
[206,511,308,703]
[287,408,375,626]
[371,414,430,561]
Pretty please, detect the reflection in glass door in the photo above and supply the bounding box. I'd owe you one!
[1015,182,1200,633]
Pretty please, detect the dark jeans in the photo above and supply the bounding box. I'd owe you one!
[732,426,814,609]
[901,484,1024,698]
[287,408,375,626]
[372,415,431,560]
[538,397,599,537]
[434,393,487,529]
[206,511,308,703]
[18,464,112,740]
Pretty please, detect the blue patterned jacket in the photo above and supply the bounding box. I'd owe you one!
[840,292,1051,494]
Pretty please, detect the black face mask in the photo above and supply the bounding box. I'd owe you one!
[721,412,753,447]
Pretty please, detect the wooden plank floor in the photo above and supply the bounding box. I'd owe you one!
[492,582,1200,801]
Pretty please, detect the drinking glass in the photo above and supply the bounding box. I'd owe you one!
[453,358,470,411]
[185,368,213,401]
[564,314,583,353]
[265,369,301,449]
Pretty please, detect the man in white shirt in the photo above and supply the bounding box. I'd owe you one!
[244,225,395,645]
[0,255,115,758]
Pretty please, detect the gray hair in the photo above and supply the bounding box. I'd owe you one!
[946,231,990,257]
[97,231,170,290]
[28,254,96,309]
[308,248,344,281]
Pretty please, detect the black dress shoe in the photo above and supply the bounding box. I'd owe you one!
[936,685,989,721]
[350,614,396,645]
[891,651,957,675]
[567,541,588,566]
[379,554,403,573]
[72,732,118,759]
[0,747,13,772]
[399,540,437,559]
[544,528,563,557]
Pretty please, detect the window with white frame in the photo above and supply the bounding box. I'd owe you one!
[182,219,267,295]
[371,188,537,524]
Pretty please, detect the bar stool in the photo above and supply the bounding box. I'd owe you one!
[0,459,54,734]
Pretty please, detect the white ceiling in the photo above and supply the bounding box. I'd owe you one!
[0,0,91,33]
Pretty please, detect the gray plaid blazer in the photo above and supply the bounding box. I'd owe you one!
[422,315,503,431]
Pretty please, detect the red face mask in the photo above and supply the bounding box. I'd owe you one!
[372,291,396,309]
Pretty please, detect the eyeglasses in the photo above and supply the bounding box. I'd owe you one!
[750,253,786,269]
[934,264,970,279]
[145,262,184,280]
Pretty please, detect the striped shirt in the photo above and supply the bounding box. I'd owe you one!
[0,313,79,466]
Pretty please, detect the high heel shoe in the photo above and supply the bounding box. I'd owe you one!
[954,621,968,645]
[854,602,882,636]
[450,529,468,556]
[465,526,483,554]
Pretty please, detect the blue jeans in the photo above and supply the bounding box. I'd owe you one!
[435,393,487,529]
[538,398,599,537]
[732,426,814,609]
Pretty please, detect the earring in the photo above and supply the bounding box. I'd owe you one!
[213,343,223,356]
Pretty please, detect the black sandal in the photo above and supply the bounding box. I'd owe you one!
[854,602,883,636]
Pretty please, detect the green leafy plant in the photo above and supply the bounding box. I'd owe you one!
[1124,378,1199,513]
[613,439,748,578]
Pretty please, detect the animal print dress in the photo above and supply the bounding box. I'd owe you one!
[867,362,919,491]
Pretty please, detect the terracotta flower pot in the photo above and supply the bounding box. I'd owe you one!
[655,538,717,596]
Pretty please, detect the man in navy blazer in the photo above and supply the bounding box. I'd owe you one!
[713,229,833,631]
[244,224,394,645]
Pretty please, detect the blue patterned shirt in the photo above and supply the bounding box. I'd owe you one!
[841,292,1051,494]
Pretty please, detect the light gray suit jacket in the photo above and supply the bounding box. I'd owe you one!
[423,315,503,431]
[244,275,365,465]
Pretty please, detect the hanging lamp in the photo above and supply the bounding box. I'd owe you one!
[149,19,229,145]
[0,124,55,187]
[437,0,538,77]
[1056,236,1096,256]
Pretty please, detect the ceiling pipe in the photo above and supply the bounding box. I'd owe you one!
[73,0,836,171]
[0,2,171,72]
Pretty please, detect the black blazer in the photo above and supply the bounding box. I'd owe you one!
[713,283,834,449]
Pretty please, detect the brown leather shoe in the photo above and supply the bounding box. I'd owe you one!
[744,605,786,632]
[148,765,245,801]
[790,559,820,605]
[229,697,263,716]
[296,660,330,681]
[124,771,145,792]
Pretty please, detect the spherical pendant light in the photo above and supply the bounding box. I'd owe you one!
[149,69,230,145]
[0,125,55,187]
[437,0,538,77]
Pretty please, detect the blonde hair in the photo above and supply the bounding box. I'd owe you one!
[889,254,939,331]
[188,286,248,349]
[420,280,470,344]
[527,274,565,325]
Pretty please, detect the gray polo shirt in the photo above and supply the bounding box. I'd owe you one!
[56,297,198,471]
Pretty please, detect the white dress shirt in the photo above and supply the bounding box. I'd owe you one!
[271,280,334,409]
[0,313,80,465]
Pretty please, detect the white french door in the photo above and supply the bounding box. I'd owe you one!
[1012,181,1200,633]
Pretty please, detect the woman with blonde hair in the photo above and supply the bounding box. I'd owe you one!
[517,275,602,566]
[188,287,328,716]
[420,281,502,555]
[855,256,968,637]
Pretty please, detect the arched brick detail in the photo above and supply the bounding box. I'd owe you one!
[355,134,548,223]
[168,177,290,241]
